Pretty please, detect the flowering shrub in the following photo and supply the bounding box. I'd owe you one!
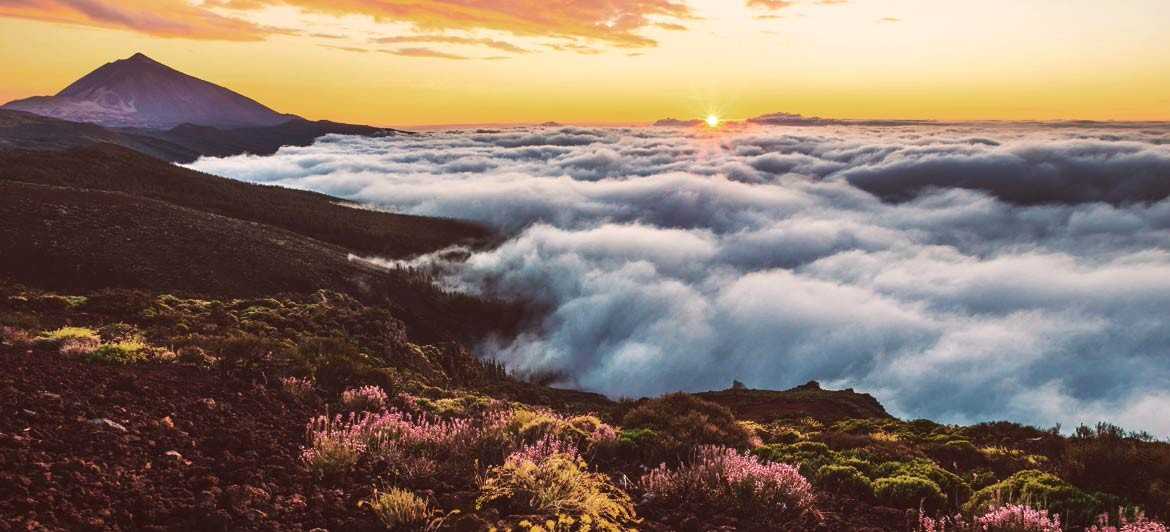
[965,470,1110,526]
[59,337,99,357]
[303,413,366,474]
[917,504,1062,532]
[1087,510,1170,532]
[477,441,637,531]
[341,385,389,412]
[281,377,315,399]
[640,445,813,523]
[975,504,1062,532]
[0,326,33,347]
[363,487,437,530]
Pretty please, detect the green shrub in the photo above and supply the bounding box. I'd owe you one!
[38,326,99,346]
[756,441,834,474]
[815,465,873,499]
[621,392,752,460]
[177,345,214,366]
[89,340,148,364]
[97,322,139,343]
[363,487,435,530]
[476,450,637,530]
[873,458,970,506]
[965,469,1114,527]
[873,475,946,510]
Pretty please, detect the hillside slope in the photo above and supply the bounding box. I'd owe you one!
[0,145,516,343]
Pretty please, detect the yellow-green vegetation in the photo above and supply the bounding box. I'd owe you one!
[477,452,638,531]
[39,326,99,345]
[363,487,436,531]
[873,475,946,510]
[619,392,753,460]
[965,470,1116,526]
[815,464,873,499]
[89,339,149,364]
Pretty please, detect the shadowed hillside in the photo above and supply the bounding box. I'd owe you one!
[0,143,491,257]
[0,145,516,343]
[696,380,891,423]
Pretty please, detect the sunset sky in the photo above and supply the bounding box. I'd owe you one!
[1,0,1168,126]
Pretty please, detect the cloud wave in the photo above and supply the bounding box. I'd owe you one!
[189,121,1170,436]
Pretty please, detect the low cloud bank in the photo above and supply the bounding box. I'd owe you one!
[189,122,1170,436]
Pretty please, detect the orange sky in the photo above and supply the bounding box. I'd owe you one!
[1,0,1168,126]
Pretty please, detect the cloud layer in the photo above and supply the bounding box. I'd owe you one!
[189,122,1170,436]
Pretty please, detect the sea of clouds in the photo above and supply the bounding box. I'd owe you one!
[188,121,1170,435]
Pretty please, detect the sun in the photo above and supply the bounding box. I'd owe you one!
[706,114,720,127]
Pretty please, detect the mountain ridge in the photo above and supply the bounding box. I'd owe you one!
[3,53,296,129]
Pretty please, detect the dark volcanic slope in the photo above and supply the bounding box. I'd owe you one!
[696,381,892,423]
[0,145,517,342]
[2,53,294,129]
[0,109,198,161]
[0,143,491,258]
[0,179,387,297]
[0,109,400,164]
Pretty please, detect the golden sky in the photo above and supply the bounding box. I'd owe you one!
[1,0,1168,126]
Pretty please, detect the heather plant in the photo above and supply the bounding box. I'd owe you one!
[974,503,1063,532]
[1,325,33,347]
[1087,510,1170,532]
[966,470,1113,527]
[59,337,99,357]
[342,385,389,412]
[918,503,1063,532]
[477,440,637,531]
[282,376,315,399]
[303,413,367,475]
[640,445,813,524]
[362,487,438,530]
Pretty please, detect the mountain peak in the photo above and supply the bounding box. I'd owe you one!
[1,54,296,129]
[125,52,157,63]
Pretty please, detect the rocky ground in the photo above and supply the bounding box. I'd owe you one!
[0,346,377,531]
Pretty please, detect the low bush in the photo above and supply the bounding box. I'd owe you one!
[303,413,366,475]
[0,325,33,347]
[363,487,436,530]
[89,340,148,364]
[815,464,873,499]
[974,503,1062,532]
[38,326,99,348]
[965,470,1113,527]
[621,393,753,461]
[873,475,946,511]
[874,458,970,507]
[477,441,638,531]
[918,503,1063,532]
[342,385,389,412]
[176,345,214,366]
[282,377,315,399]
[641,445,813,524]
